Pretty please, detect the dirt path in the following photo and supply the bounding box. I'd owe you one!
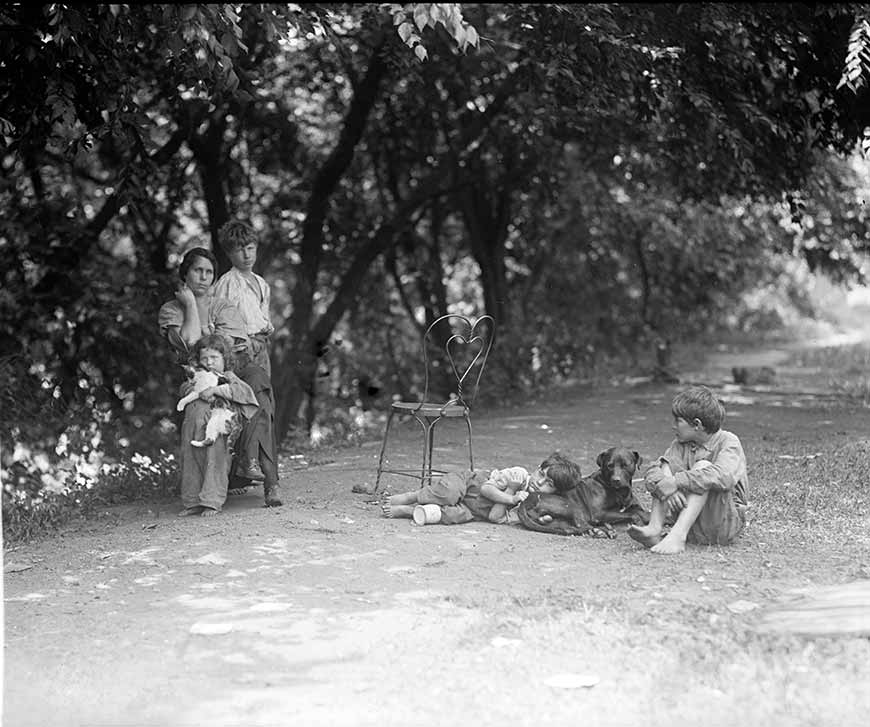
[5,336,870,727]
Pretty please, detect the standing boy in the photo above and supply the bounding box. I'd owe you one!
[628,385,749,554]
[214,220,283,507]
[214,220,275,377]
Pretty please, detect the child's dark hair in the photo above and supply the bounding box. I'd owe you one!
[671,385,725,433]
[191,334,236,373]
[178,247,217,281]
[539,451,583,493]
[218,220,258,253]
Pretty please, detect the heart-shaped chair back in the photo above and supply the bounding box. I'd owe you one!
[422,314,495,407]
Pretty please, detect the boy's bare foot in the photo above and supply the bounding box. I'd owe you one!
[627,524,663,548]
[200,507,220,518]
[650,534,686,554]
[177,506,203,517]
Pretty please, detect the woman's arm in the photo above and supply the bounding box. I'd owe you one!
[175,285,203,347]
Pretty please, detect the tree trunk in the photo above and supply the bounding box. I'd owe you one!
[190,114,231,274]
[274,39,389,443]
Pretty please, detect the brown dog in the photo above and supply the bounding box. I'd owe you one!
[517,447,650,536]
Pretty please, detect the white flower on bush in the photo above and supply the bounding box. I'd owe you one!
[32,452,51,473]
[55,432,69,456]
[40,470,70,495]
[74,456,101,480]
[131,453,152,467]
[12,442,31,463]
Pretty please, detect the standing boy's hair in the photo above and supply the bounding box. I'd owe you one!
[217,220,258,252]
[539,451,583,493]
[671,385,726,433]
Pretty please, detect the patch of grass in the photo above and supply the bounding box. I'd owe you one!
[786,343,870,404]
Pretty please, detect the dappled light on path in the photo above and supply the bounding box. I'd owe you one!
[5,330,870,726]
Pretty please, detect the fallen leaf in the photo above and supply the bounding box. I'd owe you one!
[490,636,522,648]
[4,562,33,573]
[189,622,233,635]
[249,602,292,613]
[188,553,229,566]
[726,599,759,614]
[543,673,600,689]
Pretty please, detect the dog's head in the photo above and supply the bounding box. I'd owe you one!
[596,447,642,496]
[180,364,197,380]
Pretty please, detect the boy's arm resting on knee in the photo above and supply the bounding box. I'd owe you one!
[673,441,744,495]
[644,455,679,499]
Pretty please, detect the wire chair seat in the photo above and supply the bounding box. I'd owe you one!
[375,313,495,490]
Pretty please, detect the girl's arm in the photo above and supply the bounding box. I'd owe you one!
[209,372,260,418]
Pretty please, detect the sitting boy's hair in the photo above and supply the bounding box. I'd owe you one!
[671,385,725,433]
[539,451,583,493]
[192,333,237,373]
[218,220,257,252]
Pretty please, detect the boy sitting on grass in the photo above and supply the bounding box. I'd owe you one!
[628,385,749,555]
[381,452,582,525]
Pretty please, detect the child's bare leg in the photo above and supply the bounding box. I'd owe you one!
[381,490,420,518]
[627,498,667,546]
[651,491,708,554]
[488,504,508,523]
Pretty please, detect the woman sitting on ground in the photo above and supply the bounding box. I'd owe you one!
[158,246,283,507]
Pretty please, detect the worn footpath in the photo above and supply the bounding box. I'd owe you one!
[4,337,870,727]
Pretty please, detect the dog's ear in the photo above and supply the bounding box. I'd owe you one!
[596,450,610,469]
[633,451,642,468]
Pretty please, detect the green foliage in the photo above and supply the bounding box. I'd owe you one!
[386,3,480,60]
[2,2,870,534]
[839,12,870,94]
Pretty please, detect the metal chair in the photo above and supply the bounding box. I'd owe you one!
[375,313,495,490]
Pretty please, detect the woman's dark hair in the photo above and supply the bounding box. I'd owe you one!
[191,333,236,373]
[178,247,218,282]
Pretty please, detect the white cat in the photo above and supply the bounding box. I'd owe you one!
[177,367,235,448]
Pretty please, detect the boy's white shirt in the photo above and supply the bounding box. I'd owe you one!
[486,466,531,491]
[214,268,274,335]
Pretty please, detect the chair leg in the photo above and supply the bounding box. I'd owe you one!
[422,417,441,486]
[465,415,474,471]
[375,410,396,491]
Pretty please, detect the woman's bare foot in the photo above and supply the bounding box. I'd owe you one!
[200,507,220,518]
[650,534,686,554]
[627,524,663,548]
[178,506,203,517]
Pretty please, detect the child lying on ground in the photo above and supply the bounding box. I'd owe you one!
[628,385,749,554]
[380,452,582,525]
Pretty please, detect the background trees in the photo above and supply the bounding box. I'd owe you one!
[2,4,869,493]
